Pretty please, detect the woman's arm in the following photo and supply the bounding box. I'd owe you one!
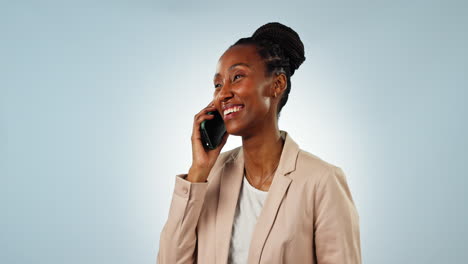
[313,166,362,264]
[157,100,229,263]
[157,174,208,264]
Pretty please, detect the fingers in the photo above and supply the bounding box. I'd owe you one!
[193,105,216,124]
[197,105,217,119]
[192,115,214,142]
[191,105,218,141]
[193,108,216,129]
[194,111,215,125]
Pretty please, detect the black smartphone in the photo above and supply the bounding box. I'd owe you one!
[200,111,226,150]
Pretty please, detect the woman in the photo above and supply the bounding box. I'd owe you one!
[157,22,361,264]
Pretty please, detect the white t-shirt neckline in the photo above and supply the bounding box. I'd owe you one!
[227,173,269,264]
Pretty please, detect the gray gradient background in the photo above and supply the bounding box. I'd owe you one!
[2,0,467,263]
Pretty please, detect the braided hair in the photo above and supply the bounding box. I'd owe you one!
[229,22,306,119]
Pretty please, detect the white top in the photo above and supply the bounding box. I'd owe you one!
[227,173,269,264]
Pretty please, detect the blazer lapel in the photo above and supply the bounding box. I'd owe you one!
[248,130,300,263]
[215,147,245,264]
[215,130,300,264]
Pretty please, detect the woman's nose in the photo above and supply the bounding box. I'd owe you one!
[216,83,233,102]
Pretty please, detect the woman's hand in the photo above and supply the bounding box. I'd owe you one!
[187,101,229,182]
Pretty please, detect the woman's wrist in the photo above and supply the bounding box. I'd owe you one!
[187,166,208,183]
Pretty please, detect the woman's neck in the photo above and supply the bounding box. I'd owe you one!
[241,127,285,189]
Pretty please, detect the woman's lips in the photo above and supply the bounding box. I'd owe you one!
[224,107,244,120]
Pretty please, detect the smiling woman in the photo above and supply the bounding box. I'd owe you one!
[157,22,361,264]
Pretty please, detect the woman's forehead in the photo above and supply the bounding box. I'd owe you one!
[221,44,258,62]
[215,45,262,74]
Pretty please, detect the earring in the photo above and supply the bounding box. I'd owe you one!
[274,92,277,98]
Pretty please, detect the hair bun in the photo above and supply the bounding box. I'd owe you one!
[251,22,306,75]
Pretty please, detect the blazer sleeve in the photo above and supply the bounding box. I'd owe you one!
[313,166,362,264]
[157,174,208,264]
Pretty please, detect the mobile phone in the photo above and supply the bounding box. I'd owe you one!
[200,111,226,150]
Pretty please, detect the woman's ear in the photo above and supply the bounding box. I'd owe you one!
[273,73,287,97]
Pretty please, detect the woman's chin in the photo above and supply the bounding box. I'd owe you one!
[225,124,244,136]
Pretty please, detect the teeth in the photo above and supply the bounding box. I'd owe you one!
[224,106,242,116]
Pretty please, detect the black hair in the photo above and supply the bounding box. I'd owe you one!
[229,22,306,120]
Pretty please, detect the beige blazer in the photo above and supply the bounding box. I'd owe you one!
[157,130,361,264]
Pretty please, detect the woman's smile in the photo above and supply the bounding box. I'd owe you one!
[223,104,245,120]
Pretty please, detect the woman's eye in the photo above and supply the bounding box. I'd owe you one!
[233,74,243,81]
[214,84,221,88]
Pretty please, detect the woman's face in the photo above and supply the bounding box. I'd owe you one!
[213,44,278,136]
